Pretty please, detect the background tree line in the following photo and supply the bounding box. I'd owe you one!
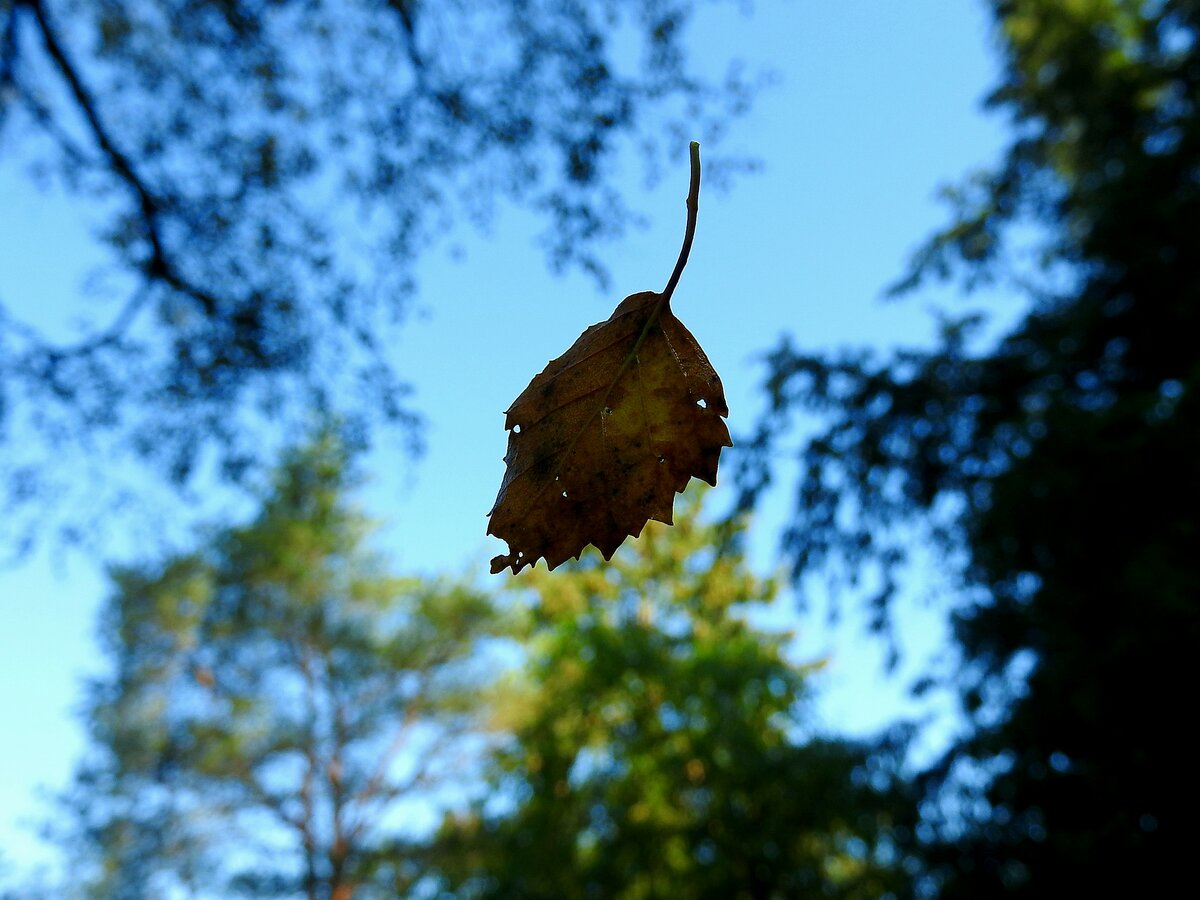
[32,437,910,899]
[2,0,1197,896]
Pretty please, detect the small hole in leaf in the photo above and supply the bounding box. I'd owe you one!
[562,490,569,498]
[513,424,522,433]
[696,398,708,409]
[657,456,665,464]
[603,406,613,416]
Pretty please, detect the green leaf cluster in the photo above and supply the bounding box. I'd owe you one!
[425,488,914,900]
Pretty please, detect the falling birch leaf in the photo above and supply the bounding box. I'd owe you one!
[487,142,731,575]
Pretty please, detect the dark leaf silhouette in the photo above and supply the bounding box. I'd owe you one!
[488,143,730,574]
[0,0,760,555]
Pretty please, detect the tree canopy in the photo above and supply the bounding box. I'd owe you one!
[56,434,506,898]
[0,0,758,550]
[424,488,915,899]
[735,0,1199,894]
[44,465,925,899]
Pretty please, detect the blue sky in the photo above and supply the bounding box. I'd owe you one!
[0,0,1015,879]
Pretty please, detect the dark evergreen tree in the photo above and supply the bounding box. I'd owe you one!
[735,1,1200,895]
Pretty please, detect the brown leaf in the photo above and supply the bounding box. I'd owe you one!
[487,143,730,574]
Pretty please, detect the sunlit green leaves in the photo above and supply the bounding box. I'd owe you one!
[431,487,914,899]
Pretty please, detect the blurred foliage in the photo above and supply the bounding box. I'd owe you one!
[420,488,916,899]
[55,432,507,898]
[0,0,761,552]
[47,463,922,899]
[735,0,1200,895]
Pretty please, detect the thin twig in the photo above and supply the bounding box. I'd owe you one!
[25,0,220,317]
[662,140,701,303]
[620,140,701,377]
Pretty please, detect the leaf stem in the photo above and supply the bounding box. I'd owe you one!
[662,141,701,304]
